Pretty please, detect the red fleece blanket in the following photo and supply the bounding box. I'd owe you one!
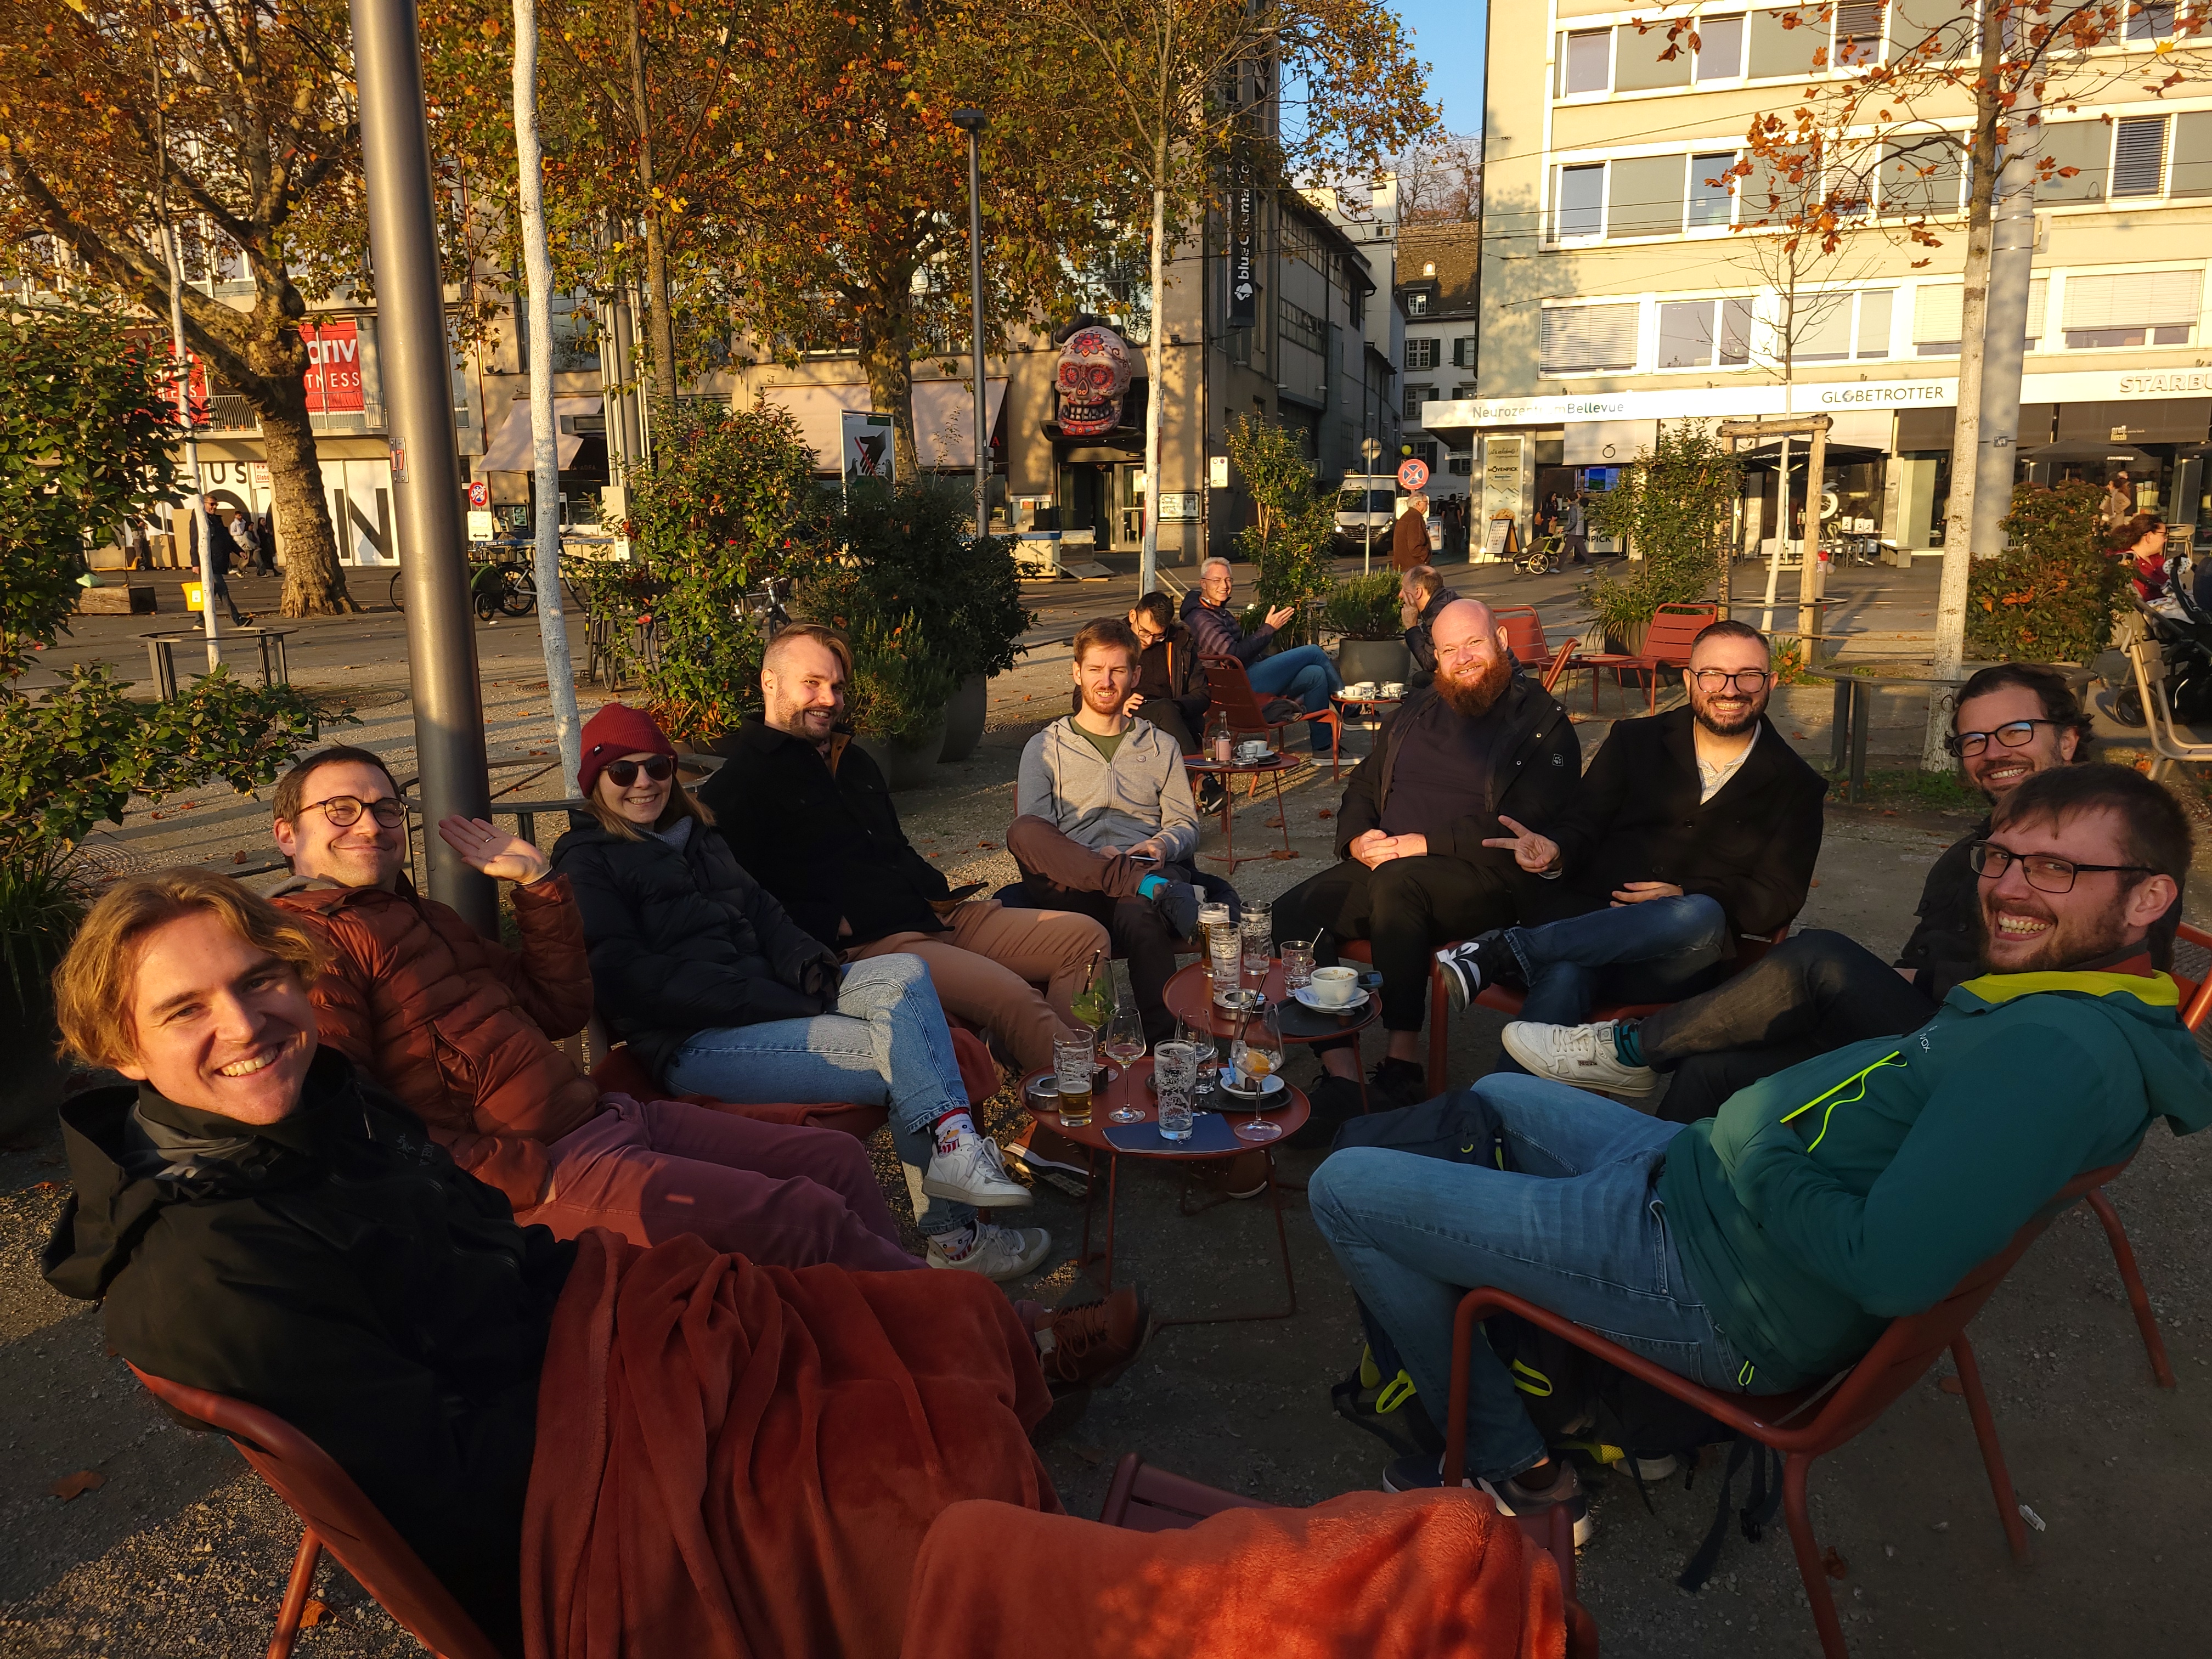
[901,1491,1566,1659]
[521,1230,1059,1659]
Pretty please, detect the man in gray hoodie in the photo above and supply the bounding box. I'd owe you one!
[1009,616,1208,1041]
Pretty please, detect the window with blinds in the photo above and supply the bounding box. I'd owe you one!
[2062,269,2202,348]
[1540,304,1640,375]
[1833,1,1886,66]
[1911,278,2049,356]
[2112,116,2170,198]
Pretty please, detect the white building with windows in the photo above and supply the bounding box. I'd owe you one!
[1438,2,2212,559]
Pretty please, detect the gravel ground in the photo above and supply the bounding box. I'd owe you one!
[7,556,2211,1657]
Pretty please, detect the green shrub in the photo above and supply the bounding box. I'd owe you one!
[1227,416,1336,641]
[825,479,1032,682]
[1584,419,1742,639]
[1966,480,2122,664]
[1322,571,1403,641]
[844,614,961,744]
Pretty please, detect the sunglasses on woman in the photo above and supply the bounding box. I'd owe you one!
[604,755,675,787]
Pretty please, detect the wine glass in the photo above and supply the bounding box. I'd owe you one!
[1229,1002,1285,1144]
[1103,1006,1148,1122]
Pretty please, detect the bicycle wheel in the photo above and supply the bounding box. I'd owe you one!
[500,567,537,617]
[388,570,405,614]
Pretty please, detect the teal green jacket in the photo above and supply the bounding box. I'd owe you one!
[1657,970,2212,1391]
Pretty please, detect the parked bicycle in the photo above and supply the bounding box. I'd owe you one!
[388,554,538,620]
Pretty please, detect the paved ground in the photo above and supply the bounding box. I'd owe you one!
[7,551,2210,1657]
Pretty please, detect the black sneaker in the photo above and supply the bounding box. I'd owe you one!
[1288,1073,1366,1148]
[1435,934,1513,1014]
[1383,1455,1594,1547]
[1369,1057,1429,1108]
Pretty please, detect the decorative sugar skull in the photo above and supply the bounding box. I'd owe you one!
[1056,325,1132,436]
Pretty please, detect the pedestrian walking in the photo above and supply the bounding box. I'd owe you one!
[193,496,250,624]
[1564,490,1594,567]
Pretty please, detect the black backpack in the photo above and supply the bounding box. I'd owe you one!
[1325,1091,1784,1590]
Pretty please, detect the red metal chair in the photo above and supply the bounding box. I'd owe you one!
[1200,651,1335,780]
[1574,602,1717,712]
[128,1366,503,1659]
[1491,605,1584,697]
[1098,1453,1599,1656]
[1443,1161,2132,1659]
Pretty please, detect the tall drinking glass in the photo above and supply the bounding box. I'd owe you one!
[1153,1040,1198,1141]
[1240,899,1274,997]
[1207,923,1243,1005]
[1052,1030,1095,1128]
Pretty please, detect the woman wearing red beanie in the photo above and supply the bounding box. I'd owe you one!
[554,704,1053,1282]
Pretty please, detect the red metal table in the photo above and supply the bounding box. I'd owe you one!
[1183,751,1302,871]
[1164,959,1381,1111]
[1042,1056,1308,1325]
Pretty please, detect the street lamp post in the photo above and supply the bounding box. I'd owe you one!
[351,0,496,936]
[951,109,990,542]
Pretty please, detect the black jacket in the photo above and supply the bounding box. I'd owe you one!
[41,1051,567,1656]
[551,816,842,1083]
[701,719,950,951]
[1404,586,1460,683]
[1549,707,1827,939]
[1335,674,1581,890]
[1137,620,1212,733]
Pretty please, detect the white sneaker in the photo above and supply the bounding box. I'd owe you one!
[921,1128,1035,1207]
[926,1222,1052,1281]
[1499,1019,1659,1097]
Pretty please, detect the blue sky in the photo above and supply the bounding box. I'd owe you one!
[1395,0,1487,136]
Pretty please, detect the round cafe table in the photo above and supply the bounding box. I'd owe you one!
[1041,1055,1308,1325]
[1182,750,1302,871]
[1164,958,1383,1115]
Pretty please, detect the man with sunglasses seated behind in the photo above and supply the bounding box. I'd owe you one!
[1502,664,2179,1118]
[1431,620,1827,1071]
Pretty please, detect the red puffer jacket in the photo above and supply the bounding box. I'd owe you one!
[269,873,601,1210]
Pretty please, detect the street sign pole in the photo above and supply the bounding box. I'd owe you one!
[951,110,990,546]
[351,0,496,936]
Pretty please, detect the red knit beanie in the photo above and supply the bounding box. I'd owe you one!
[578,703,676,798]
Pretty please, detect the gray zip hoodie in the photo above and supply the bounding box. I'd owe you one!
[1017,715,1201,864]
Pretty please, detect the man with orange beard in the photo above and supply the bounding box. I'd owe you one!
[1272,600,1581,1121]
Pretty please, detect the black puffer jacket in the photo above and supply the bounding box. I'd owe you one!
[551,815,842,1083]
[41,1050,569,1656]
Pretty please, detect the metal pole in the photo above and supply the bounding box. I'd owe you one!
[351,0,495,935]
[1972,72,2040,575]
[151,44,219,673]
[952,110,990,541]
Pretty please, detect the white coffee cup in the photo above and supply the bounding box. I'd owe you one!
[1309,965,1359,1006]
[1380,681,1404,699]
[1347,681,1376,698]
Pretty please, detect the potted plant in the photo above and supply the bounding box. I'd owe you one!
[844,613,961,789]
[1322,571,1412,685]
[1584,419,1743,659]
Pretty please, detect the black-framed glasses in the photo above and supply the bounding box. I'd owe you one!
[1949,718,2054,758]
[303,794,409,829]
[1968,840,2154,894]
[1690,668,1771,693]
[604,755,675,787]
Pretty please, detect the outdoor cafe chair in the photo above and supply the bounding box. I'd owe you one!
[127,1366,502,1659]
[1573,602,1717,713]
[1442,1160,2137,1659]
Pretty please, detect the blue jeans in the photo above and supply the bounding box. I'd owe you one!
[1505,893,1729,1040]
[1308,1075,1747,1482]
[1248,645,1344,748]
[663,952,974,1237]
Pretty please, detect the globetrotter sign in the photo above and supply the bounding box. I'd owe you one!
[1426,365,2212,430]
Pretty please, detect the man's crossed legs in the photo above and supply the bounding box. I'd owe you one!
[1308,1075,1750,1532]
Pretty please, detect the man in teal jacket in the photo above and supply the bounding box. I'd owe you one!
[1310,763,2210,1544]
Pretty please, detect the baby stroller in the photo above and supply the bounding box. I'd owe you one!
[2108,573,2212,727]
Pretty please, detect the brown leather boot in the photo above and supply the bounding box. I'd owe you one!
[1033,1285,1151,1392]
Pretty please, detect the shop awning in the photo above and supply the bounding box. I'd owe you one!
[2020,439,2158,466]
[479,394,602,473]
[1735,440,1888,472]
[754,379,1008,471]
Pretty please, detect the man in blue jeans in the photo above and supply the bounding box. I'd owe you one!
[1432,619,1825,1061]
[1312,763,2209,1542]
[1180,556,1342,751]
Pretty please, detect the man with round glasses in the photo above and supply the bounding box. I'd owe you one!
[1501,663,2176,1115]
[1433,619,1826,1070]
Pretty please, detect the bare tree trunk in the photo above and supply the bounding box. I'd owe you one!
[515,0,582,784]
[1141,159,1166,592]
[257,385,356,616]
[859,304,920,482]
[626,0,678,438]
[1926,9,2005,768]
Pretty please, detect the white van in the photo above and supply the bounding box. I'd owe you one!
[1335,474,1404,537]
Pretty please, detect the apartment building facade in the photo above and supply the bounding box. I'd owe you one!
[1394,220,1483,500]
[1436,3,2212,559]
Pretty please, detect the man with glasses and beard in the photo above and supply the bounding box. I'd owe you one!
[1311,761,2209,1536]
[1433,620,1826,1075]
[1499,663,2178,1119]
[1272,599,1581,1116]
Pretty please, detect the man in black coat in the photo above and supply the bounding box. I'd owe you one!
[702,624,1109,1081]
[1272,598,1581,1111]
[1435,619,1826,1068]
[1399,565,1459,684]
[1124,590,1212,754]
[1496,663,2182,1118]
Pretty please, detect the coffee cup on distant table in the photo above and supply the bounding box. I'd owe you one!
[1308,965,1359,1007]
[1380,681,1404,699]
[1346,681,1376,699]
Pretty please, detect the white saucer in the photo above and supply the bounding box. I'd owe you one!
[1292,985,1370,1013]
[1218,1070,1287,1101]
